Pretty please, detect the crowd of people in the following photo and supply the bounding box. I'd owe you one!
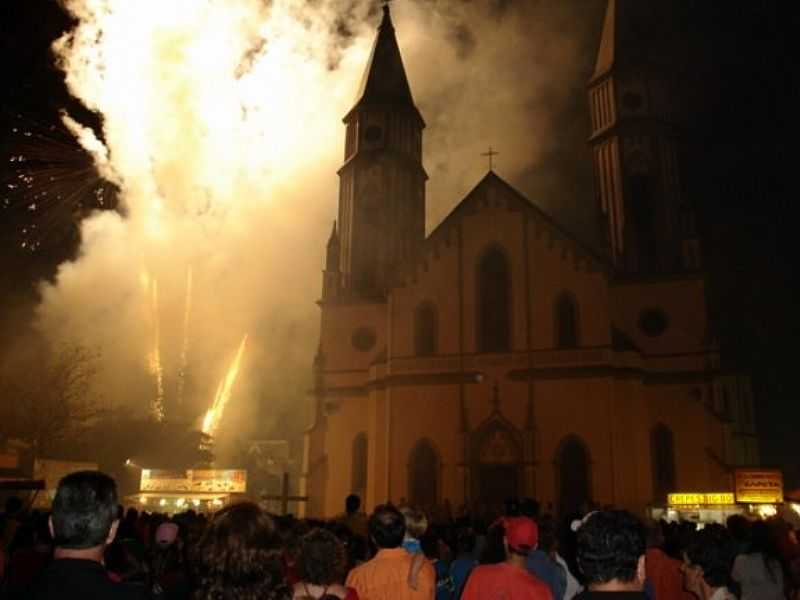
[1,470,799,599]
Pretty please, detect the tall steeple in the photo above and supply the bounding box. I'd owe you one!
[588,0,701,275]
[346,5,423,126]
[334,4,427,297]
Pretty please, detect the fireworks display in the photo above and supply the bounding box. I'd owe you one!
[202,335,249,438]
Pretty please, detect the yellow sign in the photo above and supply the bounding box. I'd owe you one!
[141,469,247,494]
[735,469,783,504]
[668,492,735,506]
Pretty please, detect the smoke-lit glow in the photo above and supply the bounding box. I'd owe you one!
[34,0,601,452]
[202,334,248,437]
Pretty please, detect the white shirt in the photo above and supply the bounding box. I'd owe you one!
[732,552,784,600]
[554,552,583,600]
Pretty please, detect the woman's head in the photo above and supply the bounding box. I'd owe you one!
[192,502,289,600]
[296,528,347,586]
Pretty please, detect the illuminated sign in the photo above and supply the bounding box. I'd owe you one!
[668,492,735,506]
[734,469,783,504]
[141,469,247,493]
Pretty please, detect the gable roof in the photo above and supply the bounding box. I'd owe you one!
[423,170,609,271]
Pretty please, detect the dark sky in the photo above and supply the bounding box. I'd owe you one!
[1,1,798,487]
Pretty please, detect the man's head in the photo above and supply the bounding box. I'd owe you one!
[504,516,538,557]
[345,494,361,515]
[368,504,405,549]
[577,510,646,591]
[682,524,736,597]
[50,471,119,550]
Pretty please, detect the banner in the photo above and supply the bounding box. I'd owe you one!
[140,469,247,493]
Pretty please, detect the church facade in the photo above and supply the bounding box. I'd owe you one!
[302,1,758,518]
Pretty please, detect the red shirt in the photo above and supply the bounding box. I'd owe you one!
[462,562,554,600]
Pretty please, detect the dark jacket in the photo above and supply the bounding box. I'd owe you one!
[33,558,148,600]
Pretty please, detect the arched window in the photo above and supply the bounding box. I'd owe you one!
[651,424,676,501]
[351,433,368,497]
[477,246,511,353]
[555,293,579,348]
[556,435,591,517]
[409,439,438,510]
[414,303,437,356]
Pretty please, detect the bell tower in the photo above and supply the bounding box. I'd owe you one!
[588,0,701,275]
[336,4,427,297]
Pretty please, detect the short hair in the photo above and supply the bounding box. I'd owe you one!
[51,471,118,549]
[684,524,736,588]
[577,510,646,584]
[345,494,361,514]
[296,528,347,586]
[192,502,289,600]
[399,506,428,539]
[368,504,405,549]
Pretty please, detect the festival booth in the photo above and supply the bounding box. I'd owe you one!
[649,468,785,524]
[124,468,248,514]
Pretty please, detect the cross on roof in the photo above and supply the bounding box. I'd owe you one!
[481,146,499,170]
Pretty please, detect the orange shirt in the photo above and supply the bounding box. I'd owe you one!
[346,548,435,600]
[461,562,554,600]
[646,548,694,600]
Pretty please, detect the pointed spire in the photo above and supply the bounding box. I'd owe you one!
[325,220,340,271]
[592,0,616,80]
[346,3,422,123]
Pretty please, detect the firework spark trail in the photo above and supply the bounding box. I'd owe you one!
[148,278,166,421]
[176,265,193,407]
[202,334,248,437]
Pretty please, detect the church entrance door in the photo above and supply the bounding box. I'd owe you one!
[471,419,523,516]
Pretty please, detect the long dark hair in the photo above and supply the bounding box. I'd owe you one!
[191,502,290,600]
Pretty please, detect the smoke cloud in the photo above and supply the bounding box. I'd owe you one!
[38,0,605,457]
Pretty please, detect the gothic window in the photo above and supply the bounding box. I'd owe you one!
[352,433,368,497]
[477,246,511,353]
[555,293,579,348]
[409,439,438,510]
[414,303,437,356]
[651,424,676,501]
[556,435,591,517]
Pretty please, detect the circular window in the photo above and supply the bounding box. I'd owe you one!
[351,327,377,352]
[638,308,669,337]
[364,125,382,143]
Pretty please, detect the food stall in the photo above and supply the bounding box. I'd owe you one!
[124,468,248,513]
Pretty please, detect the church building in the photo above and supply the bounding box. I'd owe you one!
[302,1,758,518]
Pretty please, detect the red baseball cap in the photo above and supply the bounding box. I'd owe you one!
[504,517,538,551]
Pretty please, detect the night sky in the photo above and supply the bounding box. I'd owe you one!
[1,1,798,487]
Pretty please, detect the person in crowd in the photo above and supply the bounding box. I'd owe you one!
[644,521,693,600]
[3,512,52,598]
[449,528,479,599]
[419,530,454,600]
[192,501,290,600]
[526,514,566,600]
[731,519,786,600]
[401,506,428,555]
[461,516,553,600]
[32,470,146,600]
[572,510,646,599]
[293,527,358,600]
[681,524,737,600]
[346,503,435,600]
[151,521,189,599]
[339,495,368,539]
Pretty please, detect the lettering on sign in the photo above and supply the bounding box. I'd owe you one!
[668,492,735,506]
[734,469,783,504]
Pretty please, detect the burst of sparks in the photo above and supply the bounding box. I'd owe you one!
[1,112,118,254]
[147,277,166,421]
[202,334,248,437]
[176,265,193,407]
